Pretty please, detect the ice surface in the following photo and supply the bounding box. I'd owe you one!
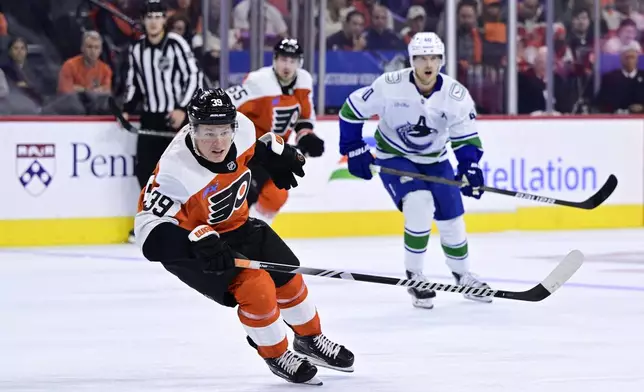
[1,229,643,392]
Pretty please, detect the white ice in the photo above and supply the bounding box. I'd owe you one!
[1,229,644,392]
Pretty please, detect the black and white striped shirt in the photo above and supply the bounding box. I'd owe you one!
[124,32,202,114]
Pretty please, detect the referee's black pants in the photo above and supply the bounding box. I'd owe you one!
[135,112,186,188]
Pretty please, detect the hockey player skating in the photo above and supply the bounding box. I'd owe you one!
[135,88,353,385]
[225,38,325,224]
[339,32,492,309]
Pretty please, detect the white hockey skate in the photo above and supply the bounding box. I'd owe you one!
[452,271,493,303]
[406,270,436,309]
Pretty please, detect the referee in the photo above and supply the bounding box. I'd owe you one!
[124,0,202,242]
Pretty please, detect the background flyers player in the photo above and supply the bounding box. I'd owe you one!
[134,88,352,385]
[226,38,324,224]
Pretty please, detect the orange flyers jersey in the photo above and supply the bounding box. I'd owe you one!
[226,66,315,139]
[134,112,257,247]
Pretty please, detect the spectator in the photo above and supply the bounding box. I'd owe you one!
[603,18,642,54]
[567,7,595,76]
[401,6,427,45]
[517,46,575,114]
[352,0,394,30]
[481,0,507,66]
[233,0,288,47]
[603,0,644,32]
[57,31,113,114]
[58,31,112,95]
[167,12,192,41]
[406,0,446,33]
[366,4,405,50]
[456,1,482,69]
[0,67,8,97]
[167,0,203,34]
[327,10,367,51]
[553,24,575,76]
[0,12,7,36]
[594,43,644,113]
[517,0,548,67]
[326,0,352,37]
[0,67,8,114]
[0,37,45,113]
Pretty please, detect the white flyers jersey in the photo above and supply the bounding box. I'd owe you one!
[339,68,482,164]
[133,112,257,251]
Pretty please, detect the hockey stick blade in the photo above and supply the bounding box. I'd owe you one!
[234,249,584,302]
[371,165,617,210]
[108,97,176,138]
[494,249,584,301]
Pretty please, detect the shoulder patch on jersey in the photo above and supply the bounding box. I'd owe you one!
[384,71,402,84]
[449,83,467,101]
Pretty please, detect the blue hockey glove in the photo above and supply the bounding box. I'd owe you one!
[345,143,374,180]
[457,162,484,199]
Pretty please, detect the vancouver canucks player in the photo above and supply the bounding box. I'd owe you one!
[339,32,492,309]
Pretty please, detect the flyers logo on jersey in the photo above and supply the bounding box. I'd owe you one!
[207,170,252,224]
[271,104,300,135]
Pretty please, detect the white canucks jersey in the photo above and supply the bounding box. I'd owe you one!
[339,68,482,164]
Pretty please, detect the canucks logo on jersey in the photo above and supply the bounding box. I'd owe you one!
[395,116,437,151]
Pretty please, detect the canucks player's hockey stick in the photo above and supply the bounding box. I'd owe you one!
[371,165,618,210]
[234,249,584,302]
[108,97,177,138]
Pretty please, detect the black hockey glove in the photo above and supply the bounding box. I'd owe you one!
[188,225,236,273]
[296,130,325,157]
[256,133,306,190]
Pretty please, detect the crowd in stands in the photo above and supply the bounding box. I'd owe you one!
[0,0,643,115]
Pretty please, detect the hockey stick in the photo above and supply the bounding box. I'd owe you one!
[233,249,584,302]
[108,97,176,138]
[371,165,618,210]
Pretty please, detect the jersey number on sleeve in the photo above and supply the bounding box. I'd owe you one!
[142,177,175,217]
[207,170,252,224]
[225,85,249,101]
[361,88,374,101]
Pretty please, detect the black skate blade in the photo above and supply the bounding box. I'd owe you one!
[302,355,355,373]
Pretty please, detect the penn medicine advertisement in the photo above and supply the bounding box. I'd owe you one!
[0,118,642,242]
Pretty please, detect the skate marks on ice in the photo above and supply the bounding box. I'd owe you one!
[1,230,644,392]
